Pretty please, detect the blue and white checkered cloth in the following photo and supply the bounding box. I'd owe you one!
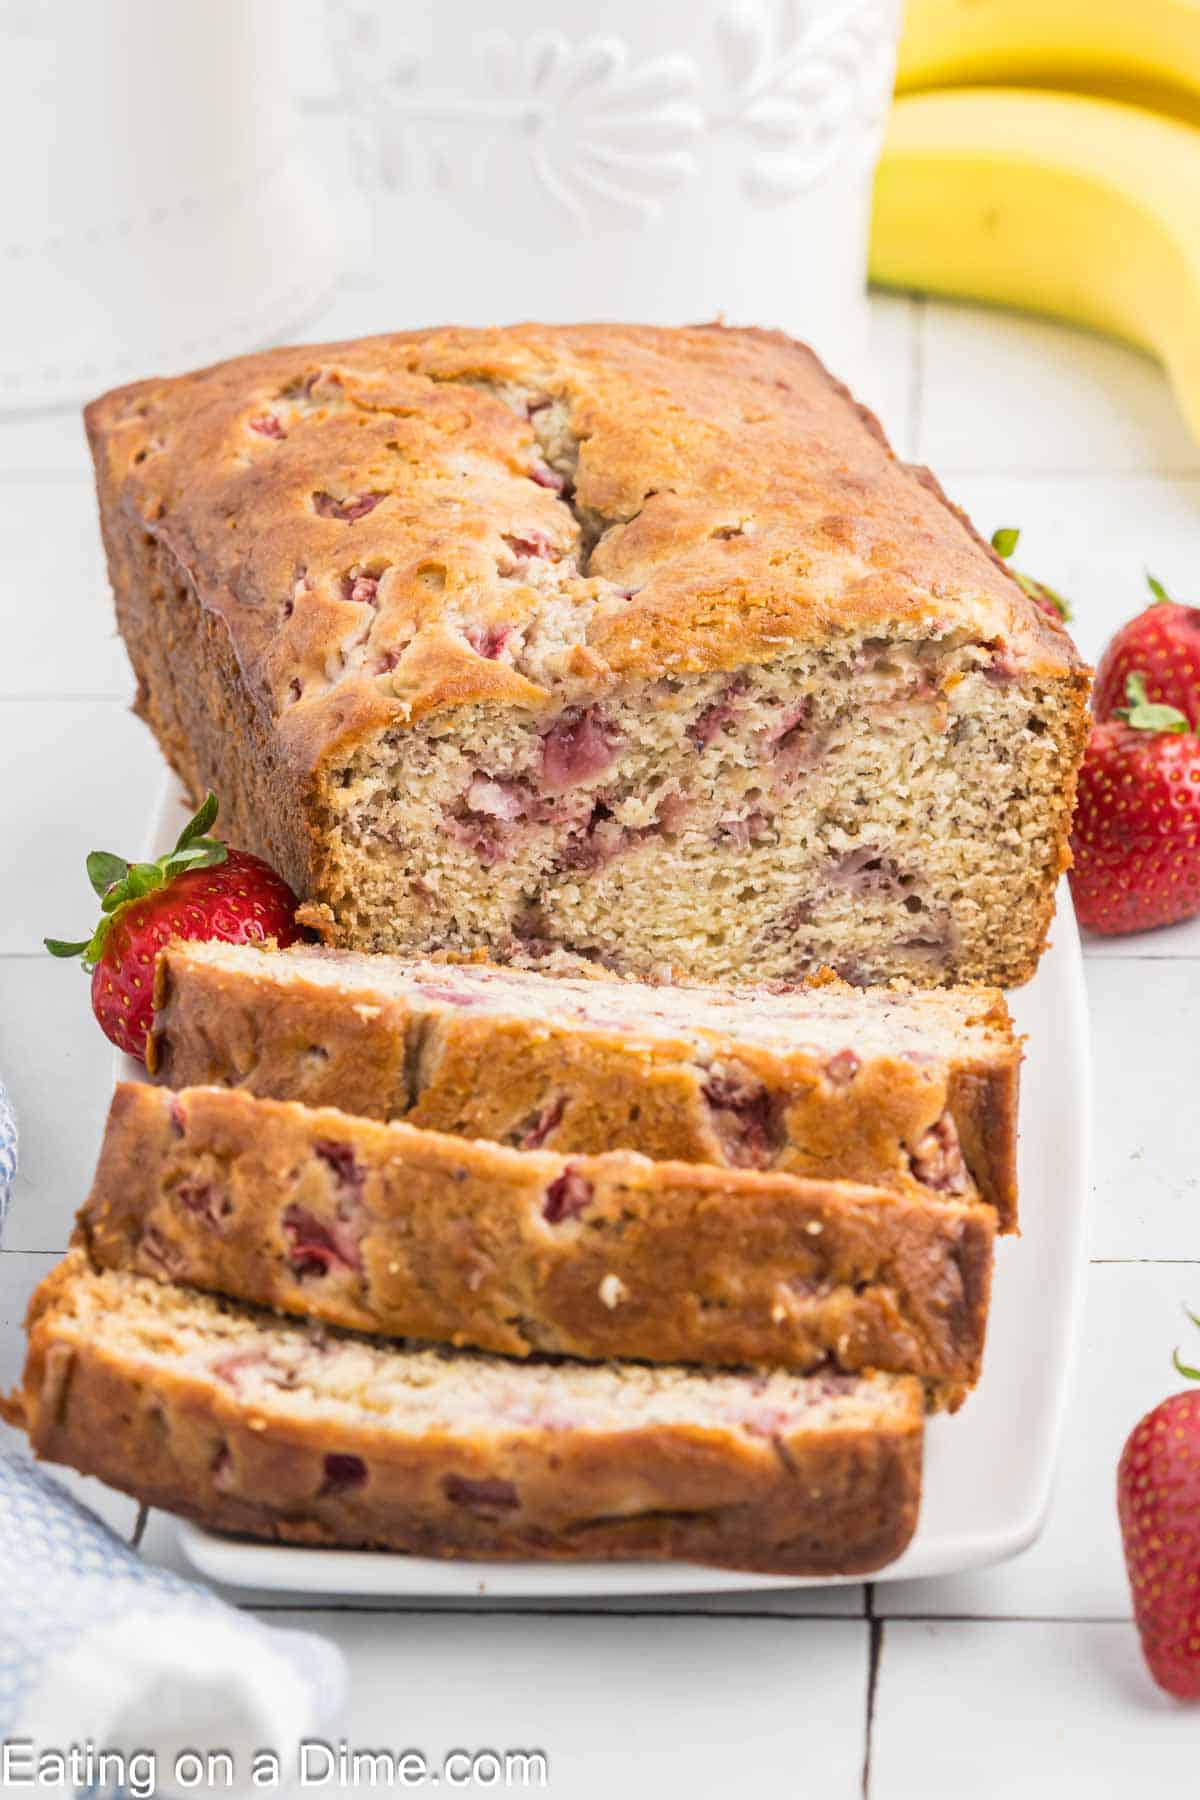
[0,1079,16,1236]
[0,1092,348,1797]
[0,1458,347,1794]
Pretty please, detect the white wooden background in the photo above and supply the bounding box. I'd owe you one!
[4,71,1200,1793]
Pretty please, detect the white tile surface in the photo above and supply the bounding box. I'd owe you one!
[878,1264,1197,1621]
[0,959,121,1252]
[0,700,163,954]
[0,407,93,480]
[871,1621,1189,1799]
[0,1253,56,1388]
[258,1610,870,1799]
[0,1249,139,1539]
[0,475,129,699]
[916,301,1200,474]
[1088,961,1200,1260]
[863,293,919,458]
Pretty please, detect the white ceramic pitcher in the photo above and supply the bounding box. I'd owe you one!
[2,0,336,411]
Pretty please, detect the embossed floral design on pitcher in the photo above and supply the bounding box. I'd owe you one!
[714,0,897,200]
[330,0,896,234]
[332,16,704,230]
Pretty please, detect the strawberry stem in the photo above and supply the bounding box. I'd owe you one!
[175,790,219,847]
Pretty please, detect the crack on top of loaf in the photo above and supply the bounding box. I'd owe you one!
[239,356,761,715]
[422,371,647,577]
[370,370,651,695]
[247,365,640,702]
[238,389,561,702]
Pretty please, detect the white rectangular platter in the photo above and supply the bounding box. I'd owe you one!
[135,777,1090,1599]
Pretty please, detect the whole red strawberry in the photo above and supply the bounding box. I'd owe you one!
[990,526,1072,623]
[46,793,301,1060]
[1069,674,1200,935]
[1118,1319,1200,1699]
[1094,574,1200,727]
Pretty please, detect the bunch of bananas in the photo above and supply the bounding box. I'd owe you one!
[871,0,1200,440]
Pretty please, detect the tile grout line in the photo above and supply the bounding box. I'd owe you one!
[235,1605,1137,1624]
[1083,954,1200,964]
[871,1612,1135,1625]
[0,693,133,705]
[0,694,134,708]
[861,1584,882,1800]
[906,297,925,461]
[237,1599,869,1620]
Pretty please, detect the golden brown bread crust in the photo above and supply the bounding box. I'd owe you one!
[150,944,1021,1230]
[86,322,1083,749]
[79,1084,994,1390]
[86,322,1090,981]
[12,1253,924,1575]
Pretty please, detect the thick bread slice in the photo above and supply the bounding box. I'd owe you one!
[150,942,1020,1230]
[81,1084,995,1392]
[7,1253,924,1575]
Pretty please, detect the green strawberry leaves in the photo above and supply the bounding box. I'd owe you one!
[86,851,129,897]
[45,791,227,969]
[990,527,1073,622]
[175,789,219,849]
[1173,1308,1200,1382]
[1116,672,1192,735]
[1146,572,1171,604]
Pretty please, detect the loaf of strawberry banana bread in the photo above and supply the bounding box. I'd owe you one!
[8,1254,924,1574]
[86,322,1088,989]
[150,942,1021,1229]
[81,1084,994,1391]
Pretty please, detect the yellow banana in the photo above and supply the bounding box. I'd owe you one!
[897,0,1200,120]
[869,88,1200,444]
